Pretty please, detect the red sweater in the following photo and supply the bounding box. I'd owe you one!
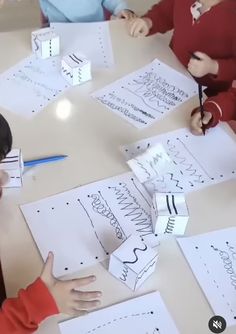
[0,278,58,333]
[192,87,236,128]
[144,0,236,96]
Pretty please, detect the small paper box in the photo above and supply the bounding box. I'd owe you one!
[0,149,23,188]
[127,143,171,183]
[152,192,189,235]
[109,235,158,291]
[61,53,92,86]
[31,28,60,59]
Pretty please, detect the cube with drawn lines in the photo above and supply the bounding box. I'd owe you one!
[152,192,189,236]
[61,53,92,86]
[0,149,23,188]
[108,235,158,291]
[31,28,60,59]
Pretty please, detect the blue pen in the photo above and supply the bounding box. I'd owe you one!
[24,155,68,167]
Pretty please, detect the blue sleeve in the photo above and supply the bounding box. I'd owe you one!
[39,0,69,22]
[102,0,130,15]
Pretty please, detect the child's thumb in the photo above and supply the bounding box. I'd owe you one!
[42,252,54,278]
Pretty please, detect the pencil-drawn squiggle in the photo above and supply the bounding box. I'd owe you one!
[167,140,203,183]
[109,183,153,237]
[164,217,175,234]
[119,266,129,281]
[33,36,39,52]
[134,158,152,180]
[226,242,236,261]
[168,173,184,190]
[131,178,151,208]
[123,244,148,265]
[90,192,126,240]
[137,260,157,280]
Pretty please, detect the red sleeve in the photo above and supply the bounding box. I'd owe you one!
[0,278,59,334]
[203,88,236,127]
[143,0,175,35]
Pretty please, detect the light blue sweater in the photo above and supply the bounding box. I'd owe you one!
[39,0,130,23]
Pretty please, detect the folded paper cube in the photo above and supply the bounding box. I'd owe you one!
[152,192,189,235]
[0,149,23,188]
[31,28,60,59]
[109,235,158,291]
[61,53,92,86]
[127,143,171,183]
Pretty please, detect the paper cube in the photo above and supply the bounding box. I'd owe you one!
[127,143,171,183]
[109,235,158,291]
[31,28,60,59]
[152,193,189,235]
[0,149,23,188]
[61,53,92,86]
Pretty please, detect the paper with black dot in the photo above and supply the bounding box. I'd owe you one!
[177,227,236,326]
[92,59,198,128]
[20,172,159,277]
[122,126,236,194]
[59,291,179,334]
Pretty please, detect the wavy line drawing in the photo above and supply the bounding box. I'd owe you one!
[89,191,126,240]
[226,241,236,261]
[133,158,152,180]
[164,217,175,234]
[86,311,154,333]
[119,265,129,281]
[123,244,148,265]
[33,36,39,52]
[109,183,153,237]
[77,198,108,255]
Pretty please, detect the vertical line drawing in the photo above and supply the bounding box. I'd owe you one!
[172,195,178,214]
[166,195,172,214]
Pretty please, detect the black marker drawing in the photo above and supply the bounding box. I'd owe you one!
[109,183,153,238]
[123,244,148,265]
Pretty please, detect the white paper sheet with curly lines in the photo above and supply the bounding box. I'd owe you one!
[59,292,179,334]
[177,227,236,326]
[92,59,198,128]
[0,55,69,118]
[20,172,159,277]
[121,126,236,194]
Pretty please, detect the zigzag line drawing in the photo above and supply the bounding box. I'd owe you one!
[164,217,175,234]
[89,192,126,240]
[133,158,152,180]
[119,265,129,281]
[109,183,153,237]
[166,140,204,183]
[226,241,236,260]
[168,173,184,190]
[86,311,154,333]
[123,244,148,265]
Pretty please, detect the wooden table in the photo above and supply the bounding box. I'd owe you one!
[0,21,235,334]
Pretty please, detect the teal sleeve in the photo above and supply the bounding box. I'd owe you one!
[102,0,130,15]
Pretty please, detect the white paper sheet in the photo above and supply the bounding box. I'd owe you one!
[0,149,23,187]
[122,126,236,194]
[59,291,179,334]
[0,55,69,117]
[51,21,114,68]
[92,59,198,128]
[177,228,236,326]
[20,172,159,277]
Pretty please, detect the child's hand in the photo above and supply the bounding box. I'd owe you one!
[128,17,152,37]
[190,108,212,135]
[116,9,137,20]
[40,252,102,316]
[188,52,219,77]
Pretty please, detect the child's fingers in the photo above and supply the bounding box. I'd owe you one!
[73,299,101,310]
[70,275,96,289]
[202,111,212,125]
[70,309,88,317]
[72,290,102,301]
[190,112,203,135]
